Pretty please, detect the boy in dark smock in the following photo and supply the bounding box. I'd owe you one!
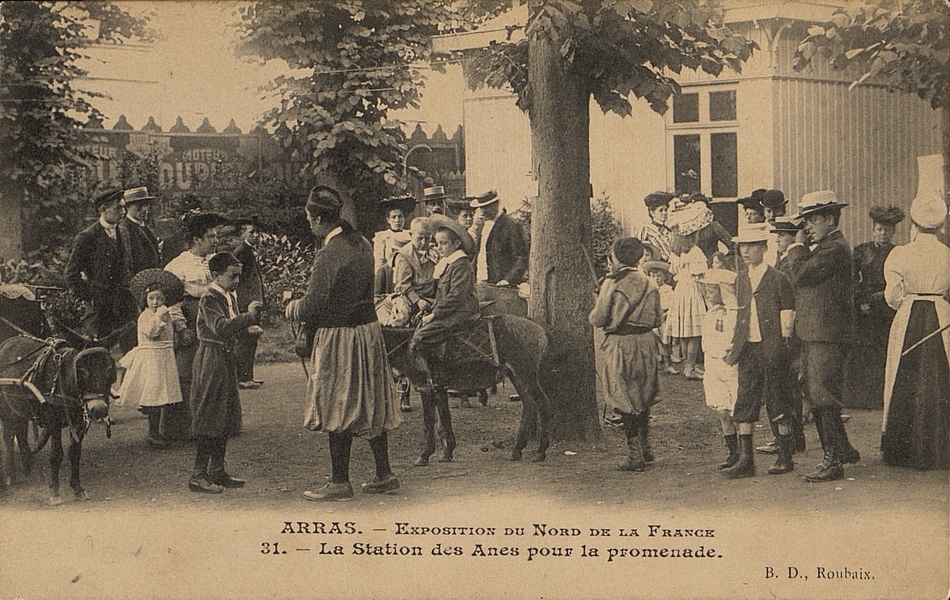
[589,237,662,471]
[188,252,262,493]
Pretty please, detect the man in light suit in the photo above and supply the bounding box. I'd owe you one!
[65,188,136,340]
[788,190,860,483]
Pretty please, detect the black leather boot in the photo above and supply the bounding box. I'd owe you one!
[722,433,754,478]
[618,415,645,472]
[638,412,654,463]
[833,413,860,464]
[805,409,844,482]
[718,434,739,470]
[767,434,794,475]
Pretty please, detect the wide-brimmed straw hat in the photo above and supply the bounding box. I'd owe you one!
[733,222,770,244]
[795,190,848,219]
[131,268,185,307]
[469,190,499,209]
[422,186,448,203]
[640,260,671,275]
[122,186,157,206]
[670,202,713,235]
[378,195,416,216]
[428,213,476,256]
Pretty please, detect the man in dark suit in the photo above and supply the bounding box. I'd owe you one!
[65,188,137,339]
[470,190,529,316]
[722,223,797,478]
[788,190,860,483]
[230,217,266,389]
[118,186,161,278]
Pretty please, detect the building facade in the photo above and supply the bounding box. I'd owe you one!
[435,1,944,245]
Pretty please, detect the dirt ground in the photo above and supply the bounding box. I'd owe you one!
[2,360,948,599]
[2,360,946,515]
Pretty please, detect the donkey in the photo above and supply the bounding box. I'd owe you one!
[0,335,115,504]
[382,314,552,464]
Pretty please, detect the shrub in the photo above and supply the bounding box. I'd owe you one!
[257,232,314,324]
[0,250,85,329]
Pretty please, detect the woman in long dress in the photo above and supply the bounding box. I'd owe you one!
[881,191,950,470]
[846,205,905,408]
[162,212,227,440]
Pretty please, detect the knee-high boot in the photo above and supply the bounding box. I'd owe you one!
[718,434,739,470]
[638,410,654,463]
[804,409,843,482]
[722,433,755,478]
[767,434,794,474]
[618,414,645,472]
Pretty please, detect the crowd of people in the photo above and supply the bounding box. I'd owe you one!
[58,176,948,498]
[595,186,949,480]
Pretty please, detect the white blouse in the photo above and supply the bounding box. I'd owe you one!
[164,250,212,299]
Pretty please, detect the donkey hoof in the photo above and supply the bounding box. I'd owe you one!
[48,494,64,506]
[531,453,546,463]
[438,452,454,463]
[507,451,523,461]
[414,456,430,467]
[75,489,90,502]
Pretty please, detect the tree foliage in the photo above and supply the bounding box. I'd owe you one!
[236,1,470,230]
[793,0,948,110]
[0,1,153,196]
[466,0,757,117]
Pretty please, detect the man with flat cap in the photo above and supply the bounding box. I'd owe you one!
[787,190,860,482]
[119,186,161,278]
[65,188,137,339]
[469,190,529,316]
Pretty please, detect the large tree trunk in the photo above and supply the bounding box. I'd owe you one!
[0,180,23,261]
[526,22,601,443]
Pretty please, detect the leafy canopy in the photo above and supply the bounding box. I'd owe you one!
[236,1,471,224]
[793,0,949,109]
[0,1,153,194]
[465,0,757,116]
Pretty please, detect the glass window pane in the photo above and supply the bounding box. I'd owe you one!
[672,93,699,123]
[711,132,738,198]
[709,90,736,121]
[674,134,701,195]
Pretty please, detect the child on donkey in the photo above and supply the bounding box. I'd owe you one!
[589,237,662,471]
[697,265,742,470]
[119,269,186,449]
[408,214,479,466]
[188,252,263,493]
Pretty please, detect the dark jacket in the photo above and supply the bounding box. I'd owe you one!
[232,240,265,311]
[297,222,377,329]
[480,212,528,285]
[789,230,854,343]
[65,221,135,337]
[736,265,795,360]
[118,217,161,278]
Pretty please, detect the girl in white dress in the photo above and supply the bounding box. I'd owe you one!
[666,202,711,380]
[119,282,182,448]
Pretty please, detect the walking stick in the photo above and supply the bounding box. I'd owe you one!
[901,322,950,357]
